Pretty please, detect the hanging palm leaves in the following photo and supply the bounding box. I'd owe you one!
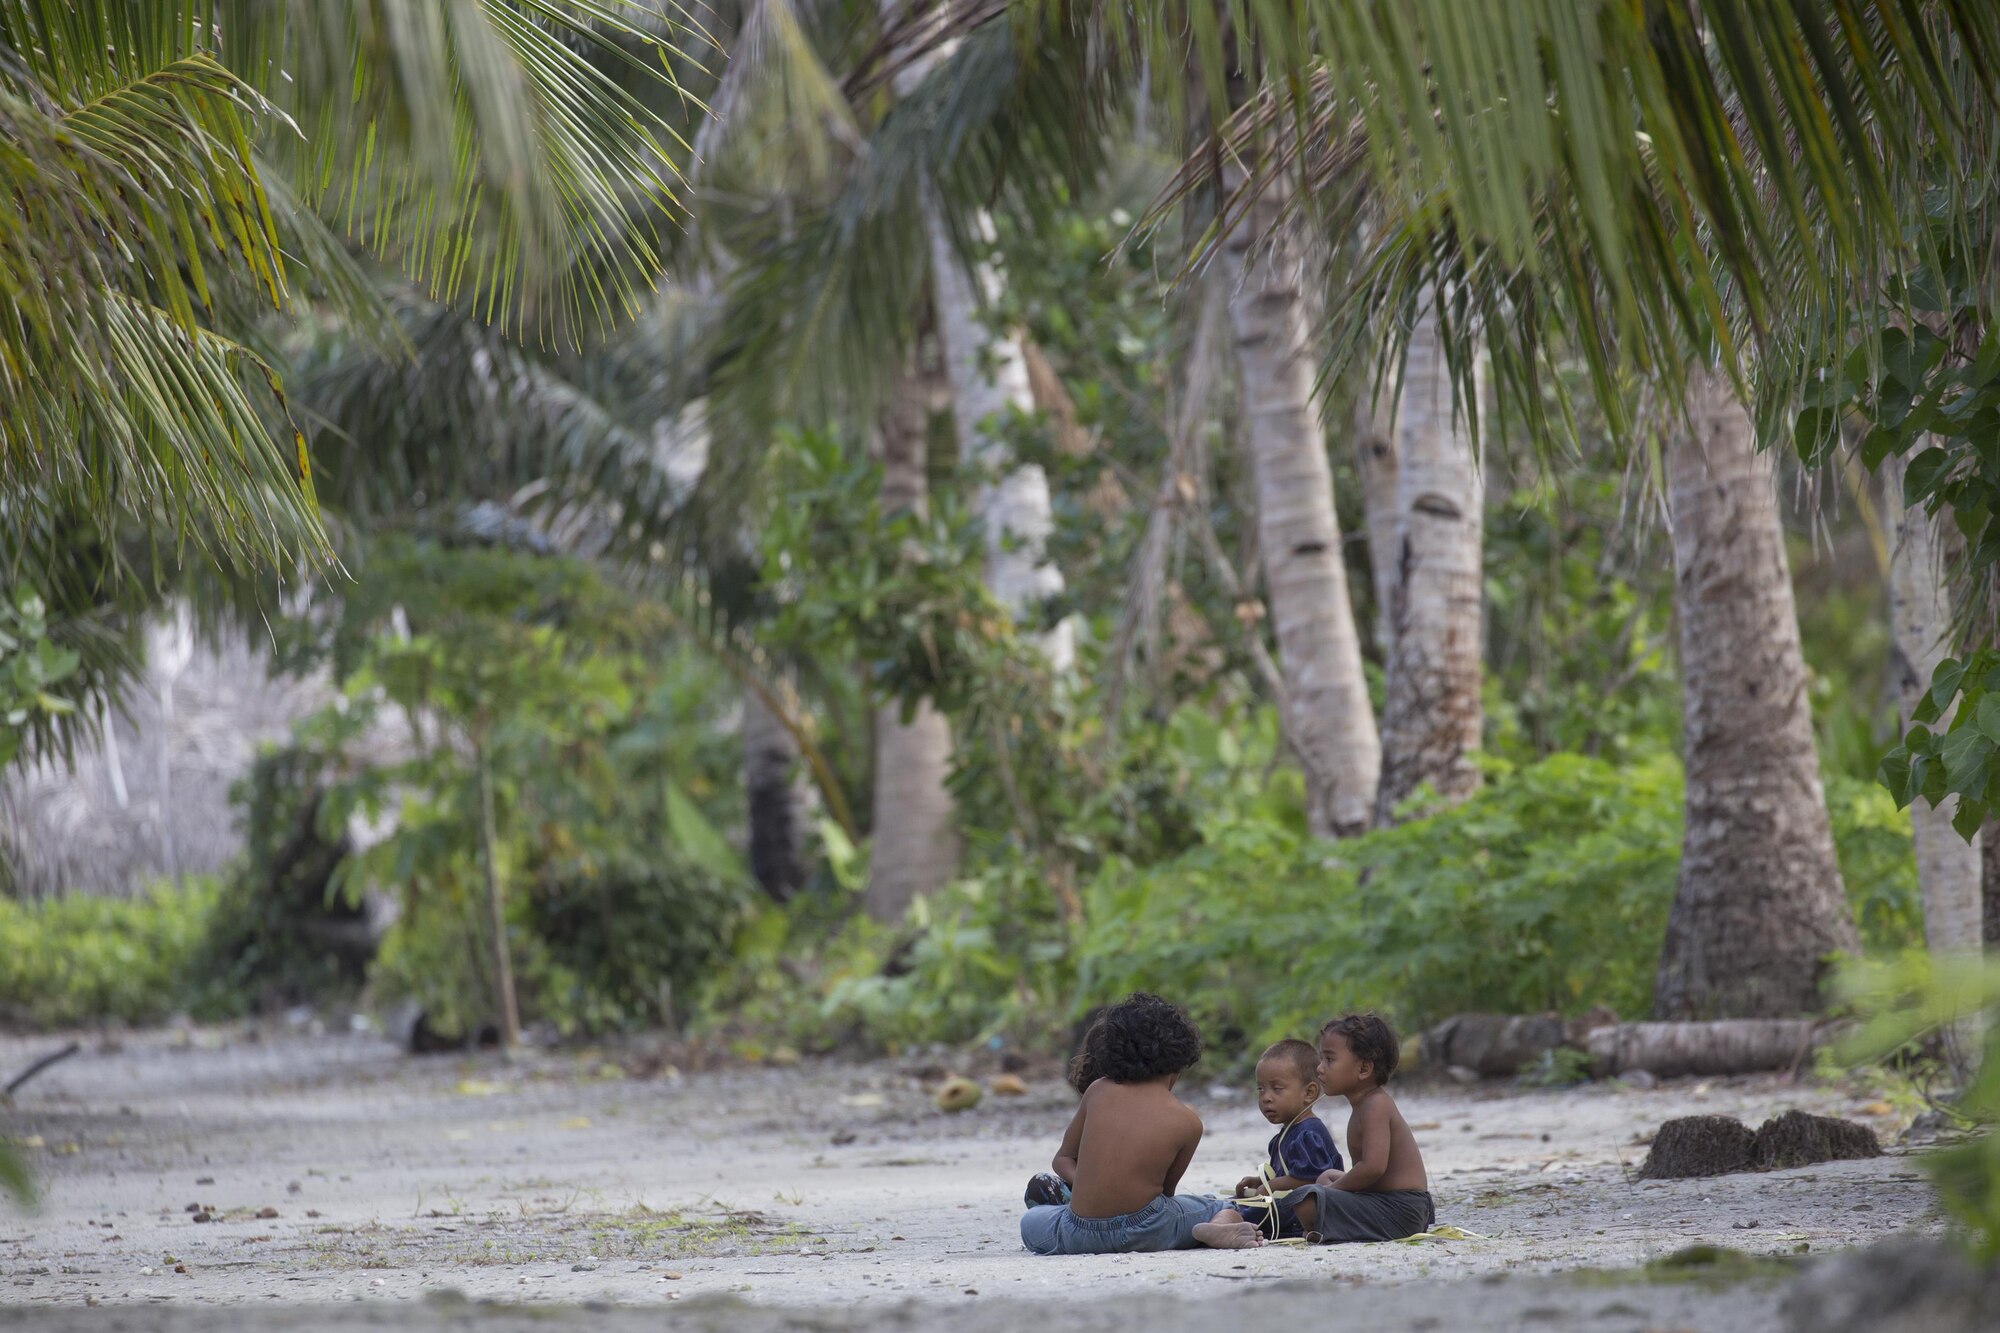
[0,1,699,575]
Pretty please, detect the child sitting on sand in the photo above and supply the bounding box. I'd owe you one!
[1225,1038,1344,1239]
[1193,1013,1433,1249]
[1019,993,1229,1254]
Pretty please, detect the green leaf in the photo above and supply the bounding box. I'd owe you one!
[1878,746,1914,807]
[1793,406,1840,461]
[1940,725,1994,799]
[1953,797,1988,842]
[1976,693,2000,745]
[1884,324,1947,387]
[1932,659,1969,713]
[1904,448,1955,508]
[666,780,747,886]
[1859,425,1902,471]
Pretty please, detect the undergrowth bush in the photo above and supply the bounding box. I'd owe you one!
[699,748,1921,1064]
[1080,755,1920,1052]
[1839,955,2000,1258]
[0,880,221,1027]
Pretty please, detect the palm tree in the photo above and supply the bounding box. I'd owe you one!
[1352,392,1400,661]
[0,1,697,578]
[1373,297,1484,824]
[1079,2,2000,1015]
[1885,451,1984,957]
[864,346,963,917]
[1654,370,1860,1018]
[924,202,1073,666]
[1218,165,1379,836]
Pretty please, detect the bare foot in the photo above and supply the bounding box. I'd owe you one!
[1192,1220,1267,1249]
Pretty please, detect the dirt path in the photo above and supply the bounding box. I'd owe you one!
[0,1027,1944,1328]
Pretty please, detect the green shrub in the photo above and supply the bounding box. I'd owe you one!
[1077,753,1920,1056]
[1078,753,1684,1049]
[194,745,370,1011]
[697,749,1922,1063]
[0,881,220,1027]
[1839,955,2000,1258]
[1826,773,1924,953]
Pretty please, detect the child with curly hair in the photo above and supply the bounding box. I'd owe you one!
[1019,993,1229,1254]
[1193,1012,1434,1249]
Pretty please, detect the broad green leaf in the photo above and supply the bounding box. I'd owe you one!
[1940,725,1994,799]
[1878,746,1914,807]
[666,780,746,886]
[1931,660,1968,713]
[1976,693,2000,745]
[1954,797,1988,842]
[1904,447,1955,508]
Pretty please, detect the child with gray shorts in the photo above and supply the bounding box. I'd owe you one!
[1018,993,1227,1254]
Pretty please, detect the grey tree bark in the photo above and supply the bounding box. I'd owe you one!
[1353,391,1401,660]
[1884,449,1983,956]
[923,200,1073,669]
[742,689,811,902]
[1373,301,1485,824]
[1654,369,1860,1018]
[1218,169,1380,837]
[864,349,961,920]
[1983,823,2000,950]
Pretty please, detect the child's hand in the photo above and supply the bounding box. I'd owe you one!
[1234,1175,1262,1198]
[1314,1168,1342,1187]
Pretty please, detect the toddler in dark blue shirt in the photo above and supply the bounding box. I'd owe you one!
[1229,1038,1343,1239]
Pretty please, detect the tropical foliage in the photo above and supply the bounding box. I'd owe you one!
[1,0,693,573]
[12,0,2000,1238]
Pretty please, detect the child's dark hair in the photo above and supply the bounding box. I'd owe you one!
[1260,1039,1320,1086]
[1094,993,1203,1083]
[1321,1012,1400,1085]
[1066,1016,1106,1095]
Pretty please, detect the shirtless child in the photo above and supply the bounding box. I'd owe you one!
[1019,993,1228,1254]
[1194,1013,1434,1249]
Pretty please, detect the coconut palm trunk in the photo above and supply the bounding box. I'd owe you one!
[922,199,1073,669]
[742,689,811,902]
[864,349,961,920]
[1353,393,1401,660]
[1884,450,1983,957]
[1654,369,1860,1018]
[1373,302,1485,824]
[1218,170,1380,837]
[1985,824,2000,949]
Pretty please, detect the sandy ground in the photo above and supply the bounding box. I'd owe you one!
[0,1025,1950,1329]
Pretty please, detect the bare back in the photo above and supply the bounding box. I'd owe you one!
[1342,1086,1428,1192]
[1057,1078,1203,1218]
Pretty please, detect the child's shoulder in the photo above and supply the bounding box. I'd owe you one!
[1286,1112,1334,1139]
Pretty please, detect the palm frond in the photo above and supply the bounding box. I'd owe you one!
[213,0,700,342]
[1044,1,2000,458]
[694,0,864,203]
[702,10,1130,484]
[291,295,698,537]
[0,13,322,569]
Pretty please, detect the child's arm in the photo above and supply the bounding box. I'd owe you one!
[1050,1092,1088,1185]
[1161,1118,1202,1197]
[1327,1095,1393,1191]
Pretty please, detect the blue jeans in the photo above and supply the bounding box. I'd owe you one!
[1019,1193,1228,1254]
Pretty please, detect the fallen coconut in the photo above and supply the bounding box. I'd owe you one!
[988,1074,1028,1097]
[934,1076,982,1112]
